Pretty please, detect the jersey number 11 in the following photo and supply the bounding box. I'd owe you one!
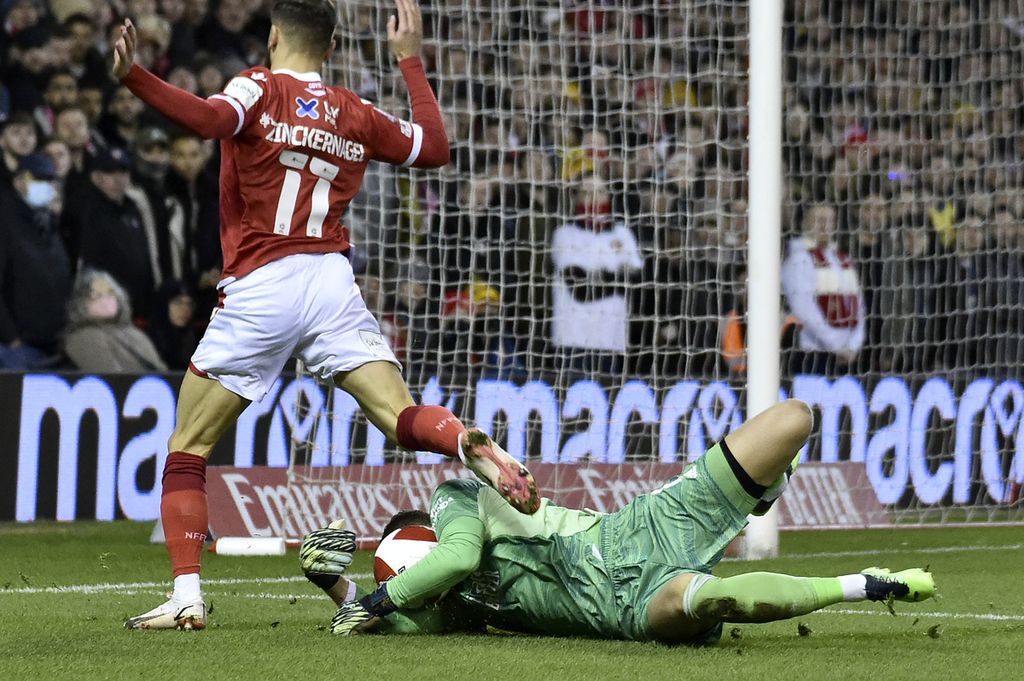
[273,149,340,238]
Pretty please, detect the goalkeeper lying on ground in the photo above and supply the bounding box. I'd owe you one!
[301,400,935,643]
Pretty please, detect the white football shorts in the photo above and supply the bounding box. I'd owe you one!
[190,252,399,401]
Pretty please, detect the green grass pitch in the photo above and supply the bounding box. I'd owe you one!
[1,522,1021,681]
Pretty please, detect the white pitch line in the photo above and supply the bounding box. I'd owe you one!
[4,575,1021,624]
[23,588,334,601]
[817,607,1024,623]
[226,592,329,601]
[0,573,373,595]
[5,542,1024,593]
[726,543,1024,561]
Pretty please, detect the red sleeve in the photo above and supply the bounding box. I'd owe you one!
[361,57,449,168]
[121,64,242,139]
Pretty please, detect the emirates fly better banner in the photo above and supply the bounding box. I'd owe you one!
[206,462,887,543]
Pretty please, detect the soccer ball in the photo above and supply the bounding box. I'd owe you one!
[373,525,438,583]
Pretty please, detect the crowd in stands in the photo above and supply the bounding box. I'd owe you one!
[1,0,1021,383]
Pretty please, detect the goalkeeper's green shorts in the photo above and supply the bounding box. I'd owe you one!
[597,440,760,641]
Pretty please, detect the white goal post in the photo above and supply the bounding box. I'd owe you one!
[743,0,784,559]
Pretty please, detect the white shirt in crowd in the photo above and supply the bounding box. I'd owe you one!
[551,222,643,353]
[781,236,865,354]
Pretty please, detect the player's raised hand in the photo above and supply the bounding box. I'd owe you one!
[112,18,137,80]
[387,0,422,61]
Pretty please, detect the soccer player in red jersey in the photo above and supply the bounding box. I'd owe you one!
[115,0,539,631]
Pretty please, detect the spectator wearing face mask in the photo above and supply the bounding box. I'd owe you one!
[64,269,167,372]
[0,154,72,368]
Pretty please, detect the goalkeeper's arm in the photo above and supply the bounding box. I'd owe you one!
[385,515,484,609]
[330,516,484,636]
[352,514,484,626]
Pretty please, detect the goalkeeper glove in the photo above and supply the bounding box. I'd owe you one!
[300,520,356,592]
[331,600,373,636]
[330,583,399,636]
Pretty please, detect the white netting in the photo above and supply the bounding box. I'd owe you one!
[780,0,1024,522]
[285,0,1023,535]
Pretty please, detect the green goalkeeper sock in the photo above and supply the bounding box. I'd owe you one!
[683,572,851,623]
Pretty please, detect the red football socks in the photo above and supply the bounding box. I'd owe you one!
[161,452,209,578]
[396,405,467,458]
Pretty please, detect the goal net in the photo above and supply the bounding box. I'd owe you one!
[279,1,1023,542]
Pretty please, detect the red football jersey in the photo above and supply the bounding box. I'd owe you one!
[210,67,424,283]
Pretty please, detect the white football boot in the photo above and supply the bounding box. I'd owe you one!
[124,595,207,630]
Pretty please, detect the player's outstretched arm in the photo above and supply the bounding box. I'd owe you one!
[385,0,449,168]
[112,19,240,139]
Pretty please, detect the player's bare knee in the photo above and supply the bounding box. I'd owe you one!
[778,399,813,443]
[647,574,695,639]
[662,575,690,619]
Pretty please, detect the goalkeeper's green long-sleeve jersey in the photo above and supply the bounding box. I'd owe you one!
[378,442,757,640]
[383,478,606,635]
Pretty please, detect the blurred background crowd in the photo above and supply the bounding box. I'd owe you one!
[1,0,1022,385]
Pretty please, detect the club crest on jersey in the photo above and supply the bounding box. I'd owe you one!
[295,97,320,120]
[324,103,339,126]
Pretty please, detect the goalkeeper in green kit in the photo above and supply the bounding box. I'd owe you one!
[301,400,936,643]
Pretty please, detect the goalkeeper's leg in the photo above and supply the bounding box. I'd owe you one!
[647,568,936,643]
[725,399,813,504]
[334,361,539,514]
